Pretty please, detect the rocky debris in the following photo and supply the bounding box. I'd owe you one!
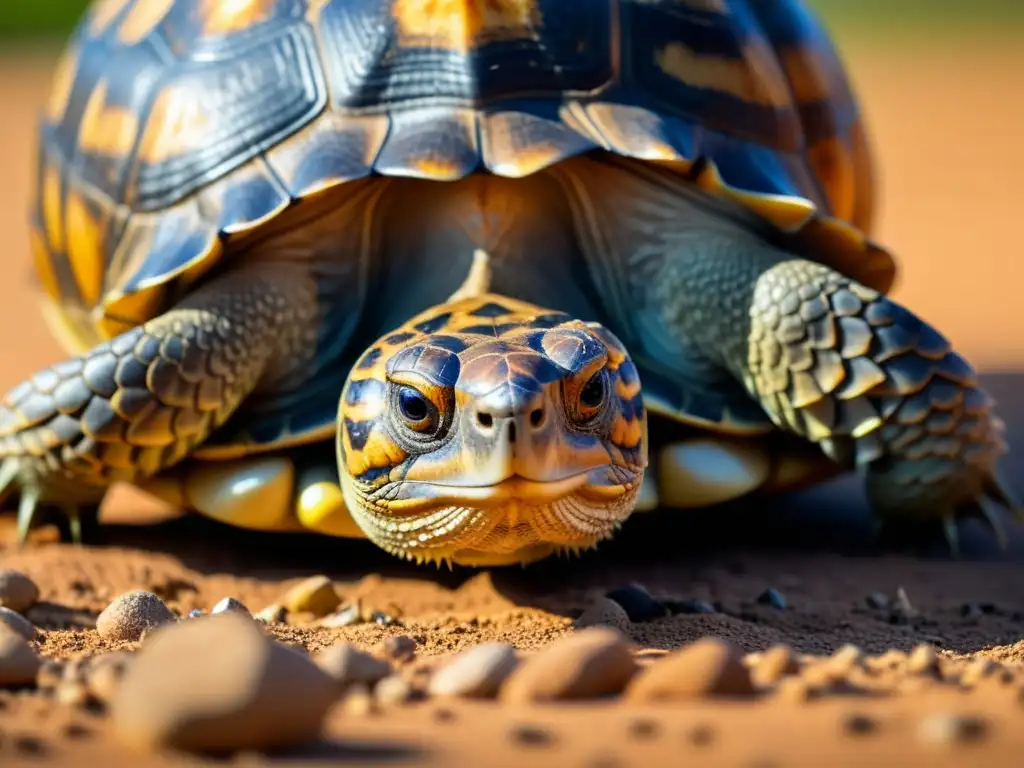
[626,637,756,701]
[96,591,176,642]
[825,644,865,677]
[254,604,285,624]
[375,674,414,706]
[574,597,632,631]
[750,644,800,687]
[211,597,250,616]
[429,643,519,699]
[0,606,37,641]
[186,609,203,619]
[865,592,890,610]
[321,604,361,628]
[377,635,417,663]
[370,610,402,627]
[111,611,336,753]
[281,575,341,617]
[502,628,638,703]
[960,603,984,621]
[0,569,40,613]
[918,714,988,746]
[85,652,134,704]
[756,588,788,610]
[889,587,919,624]
[906,644,941,677]
[314,642,392,688]
[669,599,717,615]
[0,626,42,686]
[605,584,669,622]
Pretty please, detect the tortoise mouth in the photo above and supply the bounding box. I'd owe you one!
[342,464,644,566]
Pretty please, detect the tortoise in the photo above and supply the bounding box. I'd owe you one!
[2,0,1017,565]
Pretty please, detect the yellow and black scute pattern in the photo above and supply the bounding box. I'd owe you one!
[336,294,647,566]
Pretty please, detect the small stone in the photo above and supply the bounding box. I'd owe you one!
[574,597,632,631]
[13,734,47,756]
[378,635,417,663]
[960,659,1000,687]
[826,644,865,675]
[211,598,250,616]
[960,603,984,621]
[55,682,90,707]
[86,652,133,703]
[509,723,555,747]
[429,643,519,699]
[756,588,787,610]
[371,611,401,627]
[341,683,377,717]
[843,713,877,736]
[751,644,800,687]
[918,714,988,746]
[186,609,203,619]
[111,612,336,752]
[0,628,41,686]
[321,604,361,628]
[375,675,413,706]
[865,592,889,610]
[254,604,285,624]
[669,599,717,615]
[626,637,756,701]
[0,607,37,641]
[907,644,941,677]
[281,575,340,618]
[0,570,39,613]
[892,587,918,621]
[314,642,393,688]
[773,677,814,703]
[501,628,638,703]
[96,591,176,642]
[605,584,668,622]
[628,718,660,739]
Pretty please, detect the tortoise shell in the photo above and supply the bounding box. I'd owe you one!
[31,0,895,450]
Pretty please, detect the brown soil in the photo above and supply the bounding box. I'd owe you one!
[2,39,1024,768]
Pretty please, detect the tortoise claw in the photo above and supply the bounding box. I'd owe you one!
[976,496,1010,552]
[941,515,961,559]
[16,486,40,546]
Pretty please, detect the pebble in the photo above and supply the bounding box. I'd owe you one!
[321,604,361,628]
[670,599,717,615]
[605,584,668,622]
[0,627,41,686]
[756,588,788,610]
[281,575,340,617]
[907,644,941,677]
[502,628,638,703]
[626,637,756,701]
[960,658,1000,687]
[574,597,632,631]
[751,644,800,687]
[0,570,40,613]
[254,604,285,624]
[509,723,555,747]
[96,591,177,642]
[211,598,250,616]
[0,607,37,641]
[865,592,890,610]
[111,611,336,752]
[842,712,877,736]
[56,681,90,707]
[86,652,133,703]
[375,675,414,706]
[186,609,203,619]
[314,642,393,688]
[429,643,519,699]
[773,677,815,704]
[918,713,988,746]
[378,635,417,663]
[371,611,401,627]
[826,644,865,676]
[341,683,377,717]
[960,603,984,621]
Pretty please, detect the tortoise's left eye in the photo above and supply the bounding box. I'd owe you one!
[569,368,608,425]
[579,370,606,409]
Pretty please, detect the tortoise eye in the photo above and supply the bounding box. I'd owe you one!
[579,370,606,409]
[397,386,435,430]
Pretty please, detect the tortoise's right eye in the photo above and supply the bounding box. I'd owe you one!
[397,386,435,431]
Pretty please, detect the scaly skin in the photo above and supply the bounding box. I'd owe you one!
[336,291,647,567]
[0,263,319,541]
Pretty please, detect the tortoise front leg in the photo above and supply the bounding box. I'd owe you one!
[635,224,1019,552]
[0,263,318,542]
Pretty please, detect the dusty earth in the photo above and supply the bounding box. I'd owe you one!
[1,37,1024,768]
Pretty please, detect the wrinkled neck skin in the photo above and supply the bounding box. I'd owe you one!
[335,294,647,567]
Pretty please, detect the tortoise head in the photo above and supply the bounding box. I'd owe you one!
[336,295,647,566]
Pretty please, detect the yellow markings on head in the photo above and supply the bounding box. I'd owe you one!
[611,413,644,451]
[136,86,210,165]
[29,228,63,302]
[41,163,65,255]
[198,0,276,35]
[117,0,175,45]
[343,427,409,478]
[77,81,140,159]
[615,375,641,401]
[46,45,80,124]
[65,191,108,307]
[392,0,540,53]
[655,42,792,108]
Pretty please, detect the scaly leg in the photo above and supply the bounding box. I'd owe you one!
[0,263,318,542]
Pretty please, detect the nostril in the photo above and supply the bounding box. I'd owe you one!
[476,412,493,429]
[529,408,545,428]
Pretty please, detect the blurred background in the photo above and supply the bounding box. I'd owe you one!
[0,0,1021,391]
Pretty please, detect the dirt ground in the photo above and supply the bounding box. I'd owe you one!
[1,38,1024,768]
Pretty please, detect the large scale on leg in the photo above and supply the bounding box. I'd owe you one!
[0,0,1018,562]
